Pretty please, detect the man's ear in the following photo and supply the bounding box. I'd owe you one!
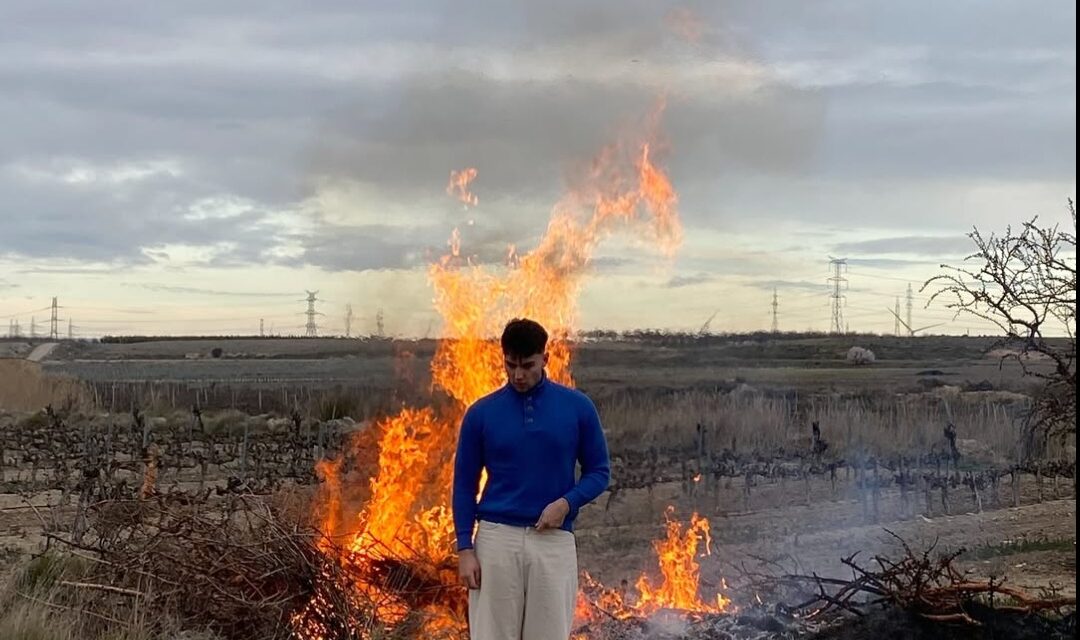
[542,352,550,366]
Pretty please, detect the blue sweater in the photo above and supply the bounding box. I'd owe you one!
[452,376,611,551]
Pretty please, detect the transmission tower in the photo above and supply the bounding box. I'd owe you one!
[375,308,385,338]
[827,257,848,334]
[771,288,779,333]
[303,290,322,337]
[344,304,354,338]
[49,297,59,340]
[905,283,914,338]
[259,318,265,337]
[68,318,73,340]
[894,297,901,336]
[30,316,37,339]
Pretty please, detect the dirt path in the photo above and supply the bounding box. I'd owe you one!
[26,342,59,362]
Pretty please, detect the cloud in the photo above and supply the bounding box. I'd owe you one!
[589,256,641,272]
[306,67,824,221]
[749,279,831,292]
[123,283,299,297]
[0,0,1073,279]
[844,257,942,269]
[664,273,715,288]
[275,222,438,272]
[14,265,127,275]
[0,19,823,269]
[833,236,974,256]
[0,159,287,264]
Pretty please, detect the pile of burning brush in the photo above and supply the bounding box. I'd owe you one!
[44,489,465,640]
[35,491,1075,640]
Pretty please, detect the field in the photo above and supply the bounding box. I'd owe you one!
[0,333,1074,639]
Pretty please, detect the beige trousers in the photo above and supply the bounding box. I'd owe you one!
[468,520,578,640]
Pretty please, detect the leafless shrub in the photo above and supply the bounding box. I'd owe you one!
[845,347,876,365]
[924,200,1076,451]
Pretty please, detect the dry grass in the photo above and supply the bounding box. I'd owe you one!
[0,552,215,640]
[597,387,1070,462]
[0,360,93,414]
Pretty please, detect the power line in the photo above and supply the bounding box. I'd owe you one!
[847,269,992,291]
[73,311,301,324]
[0,305,52,319]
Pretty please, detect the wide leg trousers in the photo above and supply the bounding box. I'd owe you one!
[468,520,578,640]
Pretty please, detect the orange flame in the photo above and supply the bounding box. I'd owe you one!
[574,507,730,626]
[446,167,479,207]
[634,507,730,614]
[302,104,695,637]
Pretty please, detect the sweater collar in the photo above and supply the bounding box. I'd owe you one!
[508,371,549,398]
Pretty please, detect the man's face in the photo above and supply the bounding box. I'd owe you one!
[504,352,548,392]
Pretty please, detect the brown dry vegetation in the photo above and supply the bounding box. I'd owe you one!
[0,335,1074,639]
[0,360,93,414]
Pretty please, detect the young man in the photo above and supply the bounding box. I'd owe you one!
[452,318,611,640]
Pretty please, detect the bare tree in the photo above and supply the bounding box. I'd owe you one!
[923,200,1076,450]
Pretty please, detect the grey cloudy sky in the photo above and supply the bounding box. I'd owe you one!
[0,1,1074,336]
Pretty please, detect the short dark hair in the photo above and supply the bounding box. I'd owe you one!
[501,318,548,358]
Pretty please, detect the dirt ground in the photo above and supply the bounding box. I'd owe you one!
[575,475,1076,602]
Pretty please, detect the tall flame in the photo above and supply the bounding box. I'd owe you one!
[303,104,689,637]
[635,507,730,613]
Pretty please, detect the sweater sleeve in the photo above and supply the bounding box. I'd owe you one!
[452,405,484,551]
[562,395,610,513]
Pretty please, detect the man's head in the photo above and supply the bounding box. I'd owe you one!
[501,318,549,393]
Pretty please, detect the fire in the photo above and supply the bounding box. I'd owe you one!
[347,407,458,564]
[574,507,731,626]
[634,507,730,614]
[446,167,479,207]
[300,104,697,637]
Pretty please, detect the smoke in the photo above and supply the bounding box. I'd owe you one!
[298,1,825,273]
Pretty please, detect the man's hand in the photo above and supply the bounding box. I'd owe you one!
[535,497,570,530]
[459,549,481,589]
